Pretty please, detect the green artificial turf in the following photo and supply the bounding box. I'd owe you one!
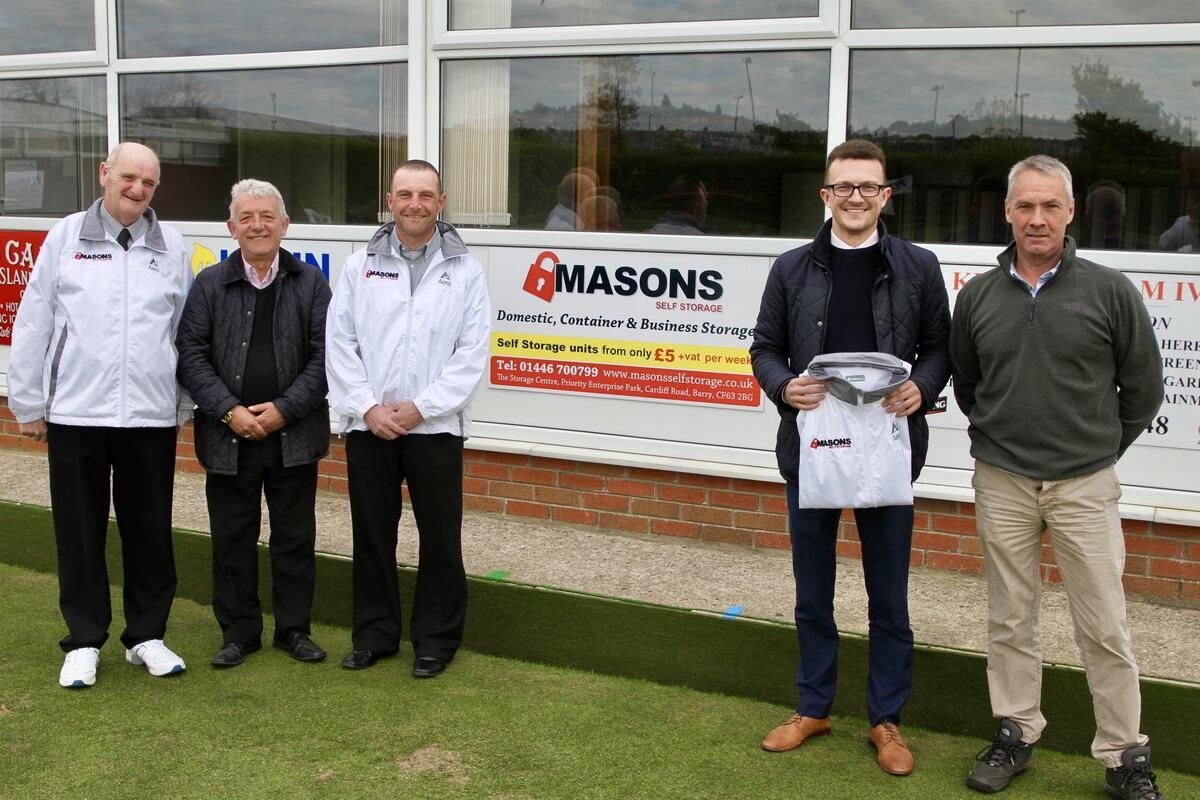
[0,498,1195,780]
[2,562,1197,800]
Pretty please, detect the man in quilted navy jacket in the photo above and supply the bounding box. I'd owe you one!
[750,140,951,776]
[177,179,332,668]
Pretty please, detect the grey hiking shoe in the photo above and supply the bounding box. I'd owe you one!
[967,718,1034,793]
[1105,746,1165,800]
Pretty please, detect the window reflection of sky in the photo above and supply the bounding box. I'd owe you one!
[0,4,94,55]
[122,66,401,136]
[509,51,828,133]
[454,0,815,29]
[851,47,1200,146]
[118,0,405,57]
[853,0,1199,28]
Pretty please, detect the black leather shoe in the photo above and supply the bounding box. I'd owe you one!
[412,656,448,678]
[341,649,392,670]
[210,641,260,668]
[274,633,326,663]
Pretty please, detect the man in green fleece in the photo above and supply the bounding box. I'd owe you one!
[951,155,1166,800]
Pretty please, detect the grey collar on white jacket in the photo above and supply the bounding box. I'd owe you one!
[365,219,469,259]
[78,198,169,252]
[805,352,911,405]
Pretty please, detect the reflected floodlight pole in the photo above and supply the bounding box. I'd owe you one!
[734,94,743,135]
[1192,80,1200,146]
[931,84,944,150]
[742,57,756,126]
[648,71,655,149]
[648,71,655,131]
[1010,9,1025,135]
[1018,92,1030,138]
[270,92,277,132]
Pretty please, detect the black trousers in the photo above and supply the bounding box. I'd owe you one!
[346,431,466,660]
[46,423,178,652]
[204,438,318,647]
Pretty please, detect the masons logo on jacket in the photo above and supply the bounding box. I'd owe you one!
[811,437,853,449]
[365,268,400,280]
[74,251,113,261]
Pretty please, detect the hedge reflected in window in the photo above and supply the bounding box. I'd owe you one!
[442,52,829,237]
[0,77,106,217]
[849,47,1200,252]
[121,65,406,223]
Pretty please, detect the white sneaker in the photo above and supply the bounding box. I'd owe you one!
[125,639,186,676]
[59,647,100,688]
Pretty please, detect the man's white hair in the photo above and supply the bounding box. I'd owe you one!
[1007,154,1074,205]
[229,178,287,220]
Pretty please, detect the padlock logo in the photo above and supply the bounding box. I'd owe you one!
[522,250,558,302]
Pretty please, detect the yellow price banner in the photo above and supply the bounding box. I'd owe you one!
[491,332,753,375]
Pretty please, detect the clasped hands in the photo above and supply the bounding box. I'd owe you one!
[227,402,285,441]
[364,402,424,440]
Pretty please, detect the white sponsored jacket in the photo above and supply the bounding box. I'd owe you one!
[795,352,914,509]
[8,201,191,427]
[325,221,491,436]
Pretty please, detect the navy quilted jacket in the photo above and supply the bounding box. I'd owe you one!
[750,220,951,484]
[176,249,332,475]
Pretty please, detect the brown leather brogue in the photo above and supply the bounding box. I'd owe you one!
[760,714,832,752]
[868,722,914,776]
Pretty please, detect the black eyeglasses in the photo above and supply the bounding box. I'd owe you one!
[823,183,885,198]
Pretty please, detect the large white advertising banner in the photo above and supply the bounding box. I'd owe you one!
[487,247,767,411]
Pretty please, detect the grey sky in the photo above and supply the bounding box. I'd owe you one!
[123,65,404,135]
[853,0,1199,29]
[505,50,829,130]
[0,3,94,55]
[851,46,1200,143]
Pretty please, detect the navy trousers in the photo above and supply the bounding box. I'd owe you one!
[786,482,914,726]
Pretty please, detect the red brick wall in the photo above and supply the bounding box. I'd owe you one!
[3,399,1197,607]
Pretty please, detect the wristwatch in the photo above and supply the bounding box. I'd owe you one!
[220,408,234,425]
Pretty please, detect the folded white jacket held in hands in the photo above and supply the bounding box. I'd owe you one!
[795,352,914,509]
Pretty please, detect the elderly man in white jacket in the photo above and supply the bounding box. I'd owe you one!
[9,142,192,688]
[326,159,490,678]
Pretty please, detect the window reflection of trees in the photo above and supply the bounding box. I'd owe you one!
[850,48,1200,251]
[121,68,405,224]
[455,52,829,237]
[0,78,105,217]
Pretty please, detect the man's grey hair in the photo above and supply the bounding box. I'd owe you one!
[229,178,287,219]
[1007,155,1074,205]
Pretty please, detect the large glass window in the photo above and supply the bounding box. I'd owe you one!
[118,0,406,58]
[0,3,94,56]
[121,65,406,223]
[449,0,817,30]
[0,77,106,217]
[442,52,829,237]
[849,46,1200,252]
[853,1,1200,29]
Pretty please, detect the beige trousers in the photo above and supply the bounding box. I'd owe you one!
[972,460,1148,767]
